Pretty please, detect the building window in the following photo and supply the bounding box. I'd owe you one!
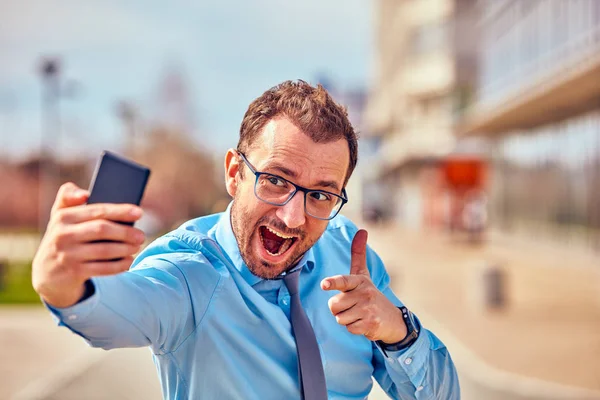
[491,111,600,253]
[478,0,600,105]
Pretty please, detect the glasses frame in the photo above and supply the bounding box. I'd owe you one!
[236,151,348,220]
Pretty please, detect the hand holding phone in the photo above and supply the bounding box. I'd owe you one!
[32,152,151,308]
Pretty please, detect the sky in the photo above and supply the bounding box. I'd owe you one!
[0,0,374,161]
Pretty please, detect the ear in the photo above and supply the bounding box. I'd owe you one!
[224,149,240,198]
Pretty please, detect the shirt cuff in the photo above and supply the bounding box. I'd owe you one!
[376,325,431,379]
[44,278,101,327]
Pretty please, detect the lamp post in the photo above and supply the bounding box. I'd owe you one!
[0,90,16,158]
[38,57,62,235]
[117,101,138,160]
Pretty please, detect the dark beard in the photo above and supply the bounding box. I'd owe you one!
[230,200,310,279]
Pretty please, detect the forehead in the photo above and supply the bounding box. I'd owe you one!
[247,117,350,190]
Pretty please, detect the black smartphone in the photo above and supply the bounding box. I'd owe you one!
[87,151,151,226]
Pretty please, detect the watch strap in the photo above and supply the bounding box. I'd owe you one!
[376,307,419,354]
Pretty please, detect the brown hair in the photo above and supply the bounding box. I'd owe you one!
[237,80,358,186]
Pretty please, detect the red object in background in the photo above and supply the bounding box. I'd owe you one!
[440,157,489,235]
[443,157,487,190]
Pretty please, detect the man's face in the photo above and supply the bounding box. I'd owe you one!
[225,117,349,279]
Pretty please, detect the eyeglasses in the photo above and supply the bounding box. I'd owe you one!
[237,151,348,220]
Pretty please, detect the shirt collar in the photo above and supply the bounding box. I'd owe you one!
[214,202,315,287]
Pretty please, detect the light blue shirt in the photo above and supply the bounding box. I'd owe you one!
[49,205,459,399]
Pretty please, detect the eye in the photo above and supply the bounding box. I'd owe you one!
[310,191,332,202]
[266,175,287,187]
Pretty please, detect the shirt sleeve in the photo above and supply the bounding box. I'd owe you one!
[45,252,222,355]
[367,248,461,399]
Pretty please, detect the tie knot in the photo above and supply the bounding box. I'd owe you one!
[283,269,301,296]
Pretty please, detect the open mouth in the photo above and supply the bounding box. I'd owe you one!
[259,226,297,257]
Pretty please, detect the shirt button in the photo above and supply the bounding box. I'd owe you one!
[417,386,424,391]
[404,357,413,365]
[67,315,77,321]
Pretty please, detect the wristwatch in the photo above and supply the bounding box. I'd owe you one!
[377,307,420,353]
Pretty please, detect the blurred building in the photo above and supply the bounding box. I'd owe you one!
[0,157,91,229]
[319,77,369,219]
[459,0,600,252]
[364,0,480,230]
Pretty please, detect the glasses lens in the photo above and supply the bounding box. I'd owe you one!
[255,174,295,204]
[254,173,345,220]
[305,191,344,220]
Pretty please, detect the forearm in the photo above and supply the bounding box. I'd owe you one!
[46,259,200,353]
[46,276,155,349]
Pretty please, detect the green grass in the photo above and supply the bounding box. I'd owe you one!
[0,260,42,305]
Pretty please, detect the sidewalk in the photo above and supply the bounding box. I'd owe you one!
[0,307,163,400]
[361,220,600,392]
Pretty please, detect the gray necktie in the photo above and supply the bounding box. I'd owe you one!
[284,269,328,400]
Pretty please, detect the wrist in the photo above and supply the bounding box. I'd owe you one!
[378,307,408,344]
[40,282,88,309]
[376,307,420,352]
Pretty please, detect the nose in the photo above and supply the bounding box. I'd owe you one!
[276,191,306,229]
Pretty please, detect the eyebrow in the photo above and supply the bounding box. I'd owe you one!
[267,163,341,192]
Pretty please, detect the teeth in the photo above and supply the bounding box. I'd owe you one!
[266,226,294,239]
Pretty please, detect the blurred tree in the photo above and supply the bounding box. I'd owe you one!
[112,63,228,233]
[136,128,228,232]
[155,64,196,137]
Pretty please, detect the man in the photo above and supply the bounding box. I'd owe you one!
[33,80,459,399]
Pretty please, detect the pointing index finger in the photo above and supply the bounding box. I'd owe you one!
[350,229,369,276]
[321,274,363,292]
